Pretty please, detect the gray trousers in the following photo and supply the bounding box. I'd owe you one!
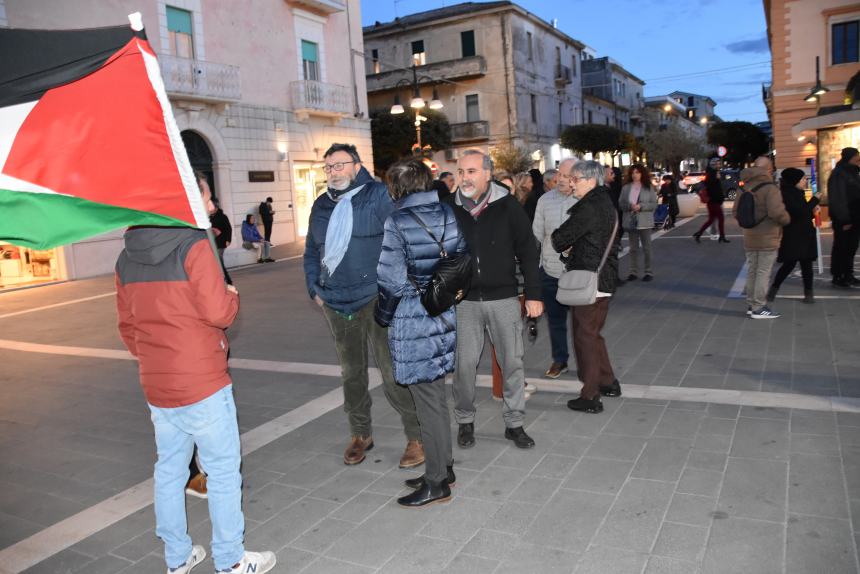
[409,379,452,484]
[627,228,653,275]
[453,298,526,428]
[745,250,778,311]
[322,299,420,441]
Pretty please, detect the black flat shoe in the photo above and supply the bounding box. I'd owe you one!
[600,379,622,397]
[504,426,535,449]
[457,423,475,448]
[405,466,456,490]
[693,233,701,243]
[397,480,451,508]
[627,274,638,281]
[718,237,730,243]
[567,396,604,413]
[642,275,653,282]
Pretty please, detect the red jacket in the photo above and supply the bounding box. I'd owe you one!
[116,227,239,408]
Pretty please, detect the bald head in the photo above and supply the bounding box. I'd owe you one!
[557,158,577,196]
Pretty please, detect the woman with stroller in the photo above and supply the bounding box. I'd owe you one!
[767,167,818,304]
[619,164,658,282]
[375,159,467,508]
[659,174,680,228]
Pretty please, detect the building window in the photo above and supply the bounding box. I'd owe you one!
[527,31,533,61]
[461,30,476,58]
[588,110,593,123]
[166,6,194,58]
[833,20,860,64]
[530,94,537,122]
[571,55,577,77]
[371,48,380,73]
[687,95,695,106]
[558,102,563,127]
[301,40,319,81]
[412,40,425,66]
[466,94,480,122]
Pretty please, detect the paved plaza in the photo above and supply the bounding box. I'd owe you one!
[1,211,860,574]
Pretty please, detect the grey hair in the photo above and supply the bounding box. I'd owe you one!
[543,169,558,183]
[461,148,494,171]
[572,160,605,186]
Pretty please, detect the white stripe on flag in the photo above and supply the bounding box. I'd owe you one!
[0,100,37,172]
[136,40,211,229]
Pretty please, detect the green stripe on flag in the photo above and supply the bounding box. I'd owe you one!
[0,188,195,250]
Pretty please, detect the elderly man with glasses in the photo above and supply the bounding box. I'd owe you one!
[303,143,422,468]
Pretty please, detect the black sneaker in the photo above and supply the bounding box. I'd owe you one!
[642,274,653,282]
[567,396,604,413]
[404,466,456,490]
[457,423,475,448]
[599,379,622,397]
[627,274,638,281]
[504,426,535,449]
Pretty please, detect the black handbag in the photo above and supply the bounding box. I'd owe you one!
[406,210,472,317]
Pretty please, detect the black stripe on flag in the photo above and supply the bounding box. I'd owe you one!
[0,25,146,107]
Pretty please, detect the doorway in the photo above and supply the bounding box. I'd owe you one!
[293,163,327,237]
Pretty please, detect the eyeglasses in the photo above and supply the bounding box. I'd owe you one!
[572,176,593,183]
[323,161,355,173]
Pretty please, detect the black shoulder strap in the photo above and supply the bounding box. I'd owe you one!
[406,210,448,257]
[747,183,769,194]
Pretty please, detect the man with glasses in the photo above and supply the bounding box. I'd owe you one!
[303,143,423,467]
[533,158,578,379]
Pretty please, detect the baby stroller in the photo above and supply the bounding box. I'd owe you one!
[653,204,671,230]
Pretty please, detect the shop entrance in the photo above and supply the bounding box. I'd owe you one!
[293,163,327,237]
[0,244,61,290]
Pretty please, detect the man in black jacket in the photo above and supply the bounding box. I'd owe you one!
[445,149,543,449]
[210,197,233,284]
[827,147,860,287]
[259,197,275,243]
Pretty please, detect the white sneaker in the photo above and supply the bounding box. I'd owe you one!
[524,382,537,395]
[168,545,205,574]
[217,551,277,574]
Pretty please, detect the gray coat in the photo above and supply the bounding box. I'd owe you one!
[619,183,658,230]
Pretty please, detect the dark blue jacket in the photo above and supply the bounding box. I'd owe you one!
[303,167,394,315]
[375,191,467,385]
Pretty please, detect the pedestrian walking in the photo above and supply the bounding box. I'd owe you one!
[241,214,272,263]
[209,192,233,285]
[444,149,543,450]
[551,160,622,414]
[693,158,730,243]
[659,174,680,228]
[767,167,818,304]
[258,196,275,242]
[533,158,578,379]
[619,164,657,282]
[375,159,467,508]
[115,179,276,574]
[826,147,860,288]
[303,143,423,468]
[735,156,790,319]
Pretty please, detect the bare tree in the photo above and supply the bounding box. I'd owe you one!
[644,122,706,176]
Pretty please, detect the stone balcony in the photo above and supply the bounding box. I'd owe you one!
[286,0,345,14]
[450,120,490,142]
[290,80,353,120]
[159,55,241,103]
[367,56,486,93]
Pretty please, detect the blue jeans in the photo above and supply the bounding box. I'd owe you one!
[148,385,244,570]
[541,269,569,364]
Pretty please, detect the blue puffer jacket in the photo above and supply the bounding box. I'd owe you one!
[303,167,394,315]
[375,191,467,385]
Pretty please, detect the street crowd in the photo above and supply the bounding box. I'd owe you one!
[112,142,860,574]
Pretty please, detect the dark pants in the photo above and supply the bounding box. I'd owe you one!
[217,248,233,285]
[541,269,569,364]
[571,298,616,400]
[697,203,725,237]
[262,218,273,242]
[408,379,452,485]
[322,299,420,440]
[831,221,859,280]
[772,259,813,291]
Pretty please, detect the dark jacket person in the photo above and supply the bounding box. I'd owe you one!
[827,147,860,287]
[768,168,818,303]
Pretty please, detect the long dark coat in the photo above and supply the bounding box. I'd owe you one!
[777,182,819,262]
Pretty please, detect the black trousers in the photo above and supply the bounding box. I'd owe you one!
[262,218,273,242]
[831,221,859,280]
[772,259,813,291]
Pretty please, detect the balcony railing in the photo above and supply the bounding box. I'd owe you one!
[290,80,353,117]
[450,120,490,142]
[160,55,241,102]
[367,56,486,93]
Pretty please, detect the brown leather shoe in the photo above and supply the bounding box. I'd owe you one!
[185,472,208,499]
[399,440,425,469]
[544,362,568,379]
[344,436,374,465]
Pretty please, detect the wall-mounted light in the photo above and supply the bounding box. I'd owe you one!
[797,135,806,142]
[804,56,829,103]
[277,142,287,162]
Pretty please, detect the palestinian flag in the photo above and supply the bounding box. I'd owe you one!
[0,20,209,250]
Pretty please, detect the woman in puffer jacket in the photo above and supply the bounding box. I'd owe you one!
[375,159,467,508]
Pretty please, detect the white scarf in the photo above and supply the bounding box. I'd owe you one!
[322,185,365,275]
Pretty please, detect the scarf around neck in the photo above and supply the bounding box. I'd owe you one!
[322,183,366,276]
[459,188,491,219]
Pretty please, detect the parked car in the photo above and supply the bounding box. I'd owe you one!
[682,172,706,191]
[720,168,741,201]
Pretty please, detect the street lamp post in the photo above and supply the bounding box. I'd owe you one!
[390,64,443,153]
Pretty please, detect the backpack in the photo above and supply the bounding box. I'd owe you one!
[405,210,472,317]
[735,183,769,229]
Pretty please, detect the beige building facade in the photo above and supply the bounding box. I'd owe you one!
[363,1,585,173]
[1,0,371,289]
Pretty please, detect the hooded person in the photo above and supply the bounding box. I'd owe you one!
[302,143,422,468]
[826,147,860,287]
